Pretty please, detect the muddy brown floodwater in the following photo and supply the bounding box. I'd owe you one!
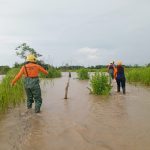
[0,73,150,150]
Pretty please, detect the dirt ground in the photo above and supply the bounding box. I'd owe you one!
[0,72,150,150]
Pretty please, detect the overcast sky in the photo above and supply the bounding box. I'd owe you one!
[0,0,150,67]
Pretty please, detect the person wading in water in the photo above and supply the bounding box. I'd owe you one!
[11,54,48,113]
[108,61,115,85]
[114,61,126,94]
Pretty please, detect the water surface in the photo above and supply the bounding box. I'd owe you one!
[0,73,150,150]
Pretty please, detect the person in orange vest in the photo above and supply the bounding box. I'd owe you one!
[11,54,48,113]
[114,61,126,94]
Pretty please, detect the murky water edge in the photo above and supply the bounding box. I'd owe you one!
[0,73,150,150]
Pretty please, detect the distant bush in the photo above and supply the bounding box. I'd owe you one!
[89,72,111,95]
[77,68,89,80]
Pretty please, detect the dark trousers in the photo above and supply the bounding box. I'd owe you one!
[116,78,126,94]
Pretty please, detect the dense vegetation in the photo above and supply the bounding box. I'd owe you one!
[40,67,61,78]
[126,67,150,86]
[0,68,25,112]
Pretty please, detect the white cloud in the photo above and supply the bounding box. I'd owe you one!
[72,47,103,66]
[78,47,100,60]
[73,47,130,66]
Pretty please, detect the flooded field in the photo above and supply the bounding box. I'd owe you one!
[0,73,150,150]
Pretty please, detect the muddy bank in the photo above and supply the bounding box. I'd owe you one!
[0,73,150,150]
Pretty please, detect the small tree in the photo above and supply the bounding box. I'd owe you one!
[15,43,42,60]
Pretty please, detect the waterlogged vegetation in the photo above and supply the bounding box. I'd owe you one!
[0,68,25,112]
[89,72,111,95]
[126,67,150,86]
[77,68,89,80]
[76,67,111,95]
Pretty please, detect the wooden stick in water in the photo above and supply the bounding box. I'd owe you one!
[64,78,70,99]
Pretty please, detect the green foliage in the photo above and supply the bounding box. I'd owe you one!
[126,67,150,86]
[39,67,61,78]
[77,68,89,80]
[15,43,42,59]
[0,68,25,112]
[90,72,111,95]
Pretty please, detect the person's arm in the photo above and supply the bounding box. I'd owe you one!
[11,67,24,85]
[38,65,48,75]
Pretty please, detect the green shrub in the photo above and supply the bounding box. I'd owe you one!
[39,68,61,78]
[89,72,111,95]
[77,68,89,80]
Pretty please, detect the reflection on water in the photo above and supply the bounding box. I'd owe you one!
[0,73,150,150]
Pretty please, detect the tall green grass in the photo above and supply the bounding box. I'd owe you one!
[126,67,150,86]
[89,72,111,95]
[77,68,89,80]
[0,68,25,112]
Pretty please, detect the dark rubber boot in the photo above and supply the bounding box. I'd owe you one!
[117,86,120,92]
[123,87,126,94]
[35,107,40,113]
[27,105,32,109]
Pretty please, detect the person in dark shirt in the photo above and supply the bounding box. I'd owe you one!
[114,61,126,94]
[108,61,115,85]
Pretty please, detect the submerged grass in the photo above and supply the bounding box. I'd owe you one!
[90,72,111,95]
[0,68,25,113]
[126,67,150,86]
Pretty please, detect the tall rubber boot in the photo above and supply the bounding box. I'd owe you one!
[35,107,40,113]
[117,86,120,92]
[123,87,126,94]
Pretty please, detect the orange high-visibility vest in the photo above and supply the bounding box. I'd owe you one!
[12,63,48,85]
